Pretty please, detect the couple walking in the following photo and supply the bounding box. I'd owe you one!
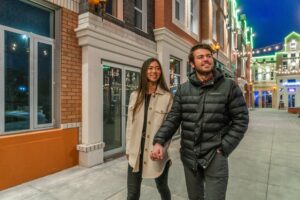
[125,43,249,200]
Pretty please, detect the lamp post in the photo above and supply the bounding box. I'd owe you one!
[89,0,108,21]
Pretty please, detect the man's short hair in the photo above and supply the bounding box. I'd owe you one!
[189,43,214,64]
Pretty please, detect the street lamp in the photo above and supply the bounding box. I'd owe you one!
[89,0,108,21]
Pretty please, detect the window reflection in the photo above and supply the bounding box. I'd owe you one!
[103,66,122,151]
[125,71,140,122]
[0,0,54,38]
[170,57,181,94]
[37,42,52,124]
[5,31,30,131]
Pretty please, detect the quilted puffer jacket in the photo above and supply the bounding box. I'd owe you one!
[153,68,249,170]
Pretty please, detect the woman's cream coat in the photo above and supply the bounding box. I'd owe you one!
[126,86,173,178]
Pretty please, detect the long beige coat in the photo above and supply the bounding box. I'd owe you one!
[126,86,173,178]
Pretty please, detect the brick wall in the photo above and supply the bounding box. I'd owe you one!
[61,8,82,124]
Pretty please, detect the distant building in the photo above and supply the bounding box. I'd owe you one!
[275,32,300,110]
[252,32,300,110]
[252,55,277,108]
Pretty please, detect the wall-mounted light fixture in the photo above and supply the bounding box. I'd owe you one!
[89,0,107,21]
[211,42,220,57]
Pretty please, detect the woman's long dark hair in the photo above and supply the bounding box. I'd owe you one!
[133,58,169,117]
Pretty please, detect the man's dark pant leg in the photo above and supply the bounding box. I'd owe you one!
[183,165,205,200]
[205,152,228,200]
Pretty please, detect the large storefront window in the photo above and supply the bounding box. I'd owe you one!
[0,0,54,38]
[0,1,54,134]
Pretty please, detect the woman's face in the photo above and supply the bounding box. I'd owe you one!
[147,61,161,83]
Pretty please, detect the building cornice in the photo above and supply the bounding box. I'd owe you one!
[75,13,157,59]
[153,27,192,54]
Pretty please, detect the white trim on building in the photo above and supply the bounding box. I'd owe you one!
[75,13,157,167]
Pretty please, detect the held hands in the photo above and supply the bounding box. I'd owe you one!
[150,143,165,161]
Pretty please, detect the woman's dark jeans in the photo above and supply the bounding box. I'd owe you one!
[127,160,171,200]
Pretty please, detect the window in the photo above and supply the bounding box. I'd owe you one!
[186,61,193,75]
[134,0,147,32]
[271,71,274,80]
[291,53,296,58]
[212,6,217,41]
[106,0,117,17]
[291,61,296,70]
[0,0,54,38]
[255,69,258,81]
[189,0,199,34]
[170,57,181,94]
[173,0,199,37]
[175,0,185,23]
[219,16,224,47]
[290,39,297,50]
[0,0,55,134]
[283,61,288,70]
[262,73,266,81]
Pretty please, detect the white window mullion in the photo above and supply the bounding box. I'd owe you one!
[30,36,36,130]
[180,0,185,24]
[185,0,189,29]
[134,0,147,32]
[142,0,147,32]
[34,39,54,129]
[0,27,4,134]
[51,44,55,125]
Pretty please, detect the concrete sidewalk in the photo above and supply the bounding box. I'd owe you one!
[1,109,300,200]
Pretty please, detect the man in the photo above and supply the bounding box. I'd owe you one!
[151,43,249,200]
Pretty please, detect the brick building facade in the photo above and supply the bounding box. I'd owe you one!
[0,0,235,189]
[0,0,81,190]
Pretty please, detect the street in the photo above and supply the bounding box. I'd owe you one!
[1,109,300,200]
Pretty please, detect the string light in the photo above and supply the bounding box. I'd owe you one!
[252,42,284,55]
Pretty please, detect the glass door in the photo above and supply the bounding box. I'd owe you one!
[103,62,140,157]
[288,94,295,108]
[103,66,122,152]
[262,91,272,108]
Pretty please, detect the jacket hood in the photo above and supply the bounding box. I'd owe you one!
[188,67,224,87]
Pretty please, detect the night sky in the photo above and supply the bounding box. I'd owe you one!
[238,0,300,49]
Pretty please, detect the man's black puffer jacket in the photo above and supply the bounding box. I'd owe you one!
[153,68,249,170]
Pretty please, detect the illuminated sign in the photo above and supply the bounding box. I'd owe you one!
[282,82,300,86]
[288,88,296,92]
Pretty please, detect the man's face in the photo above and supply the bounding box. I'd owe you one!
[190,48,214,75]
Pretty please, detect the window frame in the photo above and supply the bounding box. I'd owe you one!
[189,0,199,34]
[212,4,217,41]
[172,0,199,39]
[0,25,54,135]
[134,0,147,32]
[169,57,181,88]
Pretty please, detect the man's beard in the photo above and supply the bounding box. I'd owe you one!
[194,66,213,76]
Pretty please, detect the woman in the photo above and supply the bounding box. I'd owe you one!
[126,58,173,200]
